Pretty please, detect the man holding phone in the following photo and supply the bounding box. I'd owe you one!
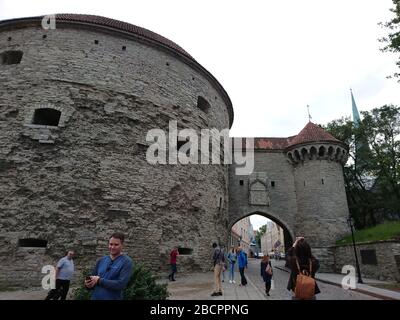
[85,232,133,300]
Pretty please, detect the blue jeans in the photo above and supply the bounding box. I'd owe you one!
[229,262,235,281]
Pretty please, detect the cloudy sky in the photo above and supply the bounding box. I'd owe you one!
[1,0,399,230]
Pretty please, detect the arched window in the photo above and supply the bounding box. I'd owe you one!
[301,148,308,160]
[294,150,301,161]
[197,96,210,113]
[318,146,326,157]
[310,147,317,159]
[328,146,334,157]
[32,108,61,126]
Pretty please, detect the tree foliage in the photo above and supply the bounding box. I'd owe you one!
[379,0,400,79]
[325,105,400,229]
[255,224,267,247]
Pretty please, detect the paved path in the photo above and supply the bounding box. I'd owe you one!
[167,259,381,300]
[0,259,396,300]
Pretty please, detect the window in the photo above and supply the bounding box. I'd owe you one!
[18,238,47,248]
[239,180,244,186]
[0,50,23,65]
[197,96,210,113]
[32,108,61,126]
[271,181,275,187]
[178,248,193,255]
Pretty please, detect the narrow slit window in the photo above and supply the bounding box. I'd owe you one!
[18,238,47,248]
[197,96,210,113]
[0,50,23,65]
[178,248,193,255]
[32,108,61,126]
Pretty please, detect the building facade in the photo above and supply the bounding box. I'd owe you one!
[261,221,285,255]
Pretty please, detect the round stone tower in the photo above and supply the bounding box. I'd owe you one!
[285,122,349,271]
[0,14,233,287]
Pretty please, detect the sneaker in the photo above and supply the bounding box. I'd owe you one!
[229,280,232,284]
[218,292,223,296]
[211,292,219,297]
[232,280,236,283]
[266,293,270,296]
[222,279,224,282]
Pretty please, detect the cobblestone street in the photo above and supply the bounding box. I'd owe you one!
[168,258,379,300]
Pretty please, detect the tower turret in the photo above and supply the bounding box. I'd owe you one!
[286,122,349,271]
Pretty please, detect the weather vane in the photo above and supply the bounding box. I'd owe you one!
[307,105,312,122]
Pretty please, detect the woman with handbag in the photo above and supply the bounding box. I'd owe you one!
[286,237,320,300]
[260,254,273,296]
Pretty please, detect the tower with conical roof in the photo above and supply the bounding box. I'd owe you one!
[285,122,349,270]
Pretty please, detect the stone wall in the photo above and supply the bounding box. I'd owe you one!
[334,241,400,282]
[0,23,231,287]
[229,150,298,241]
[292,158,349,248]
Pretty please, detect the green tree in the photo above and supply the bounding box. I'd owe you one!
[255,224,267,247]
[379,0,400,80]
[324,105,400,228]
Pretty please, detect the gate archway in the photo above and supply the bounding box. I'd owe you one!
[228,210,294,253]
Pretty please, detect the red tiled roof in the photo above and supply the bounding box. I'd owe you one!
[233,122,342,151]
[254,137,295,150]
[287,122,340,147]
[55,14,193,60]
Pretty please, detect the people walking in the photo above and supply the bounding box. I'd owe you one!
[286,237,320,300]
[168,246,179,281]
[227,246,237,283]
[45,250,75,300]
[85,232,133,300]
[237,246,248,286]
[211,242,225,296]
[261,254,273,296]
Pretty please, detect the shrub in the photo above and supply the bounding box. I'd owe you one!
[72,263,169,300]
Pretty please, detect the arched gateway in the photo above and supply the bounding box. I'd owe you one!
[229,122,350,272]
[229,211,294,253]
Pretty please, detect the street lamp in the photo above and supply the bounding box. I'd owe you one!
[347,215,363,284]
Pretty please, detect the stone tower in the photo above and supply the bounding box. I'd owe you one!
[286,122,349,271]
[0,14,233,287]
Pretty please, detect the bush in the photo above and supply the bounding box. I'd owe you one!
[72,263,169,300]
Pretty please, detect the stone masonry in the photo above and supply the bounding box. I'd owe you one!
[0,14,351,287]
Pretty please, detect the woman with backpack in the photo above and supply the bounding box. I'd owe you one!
[260,254,273,296]
[286,237,320,300]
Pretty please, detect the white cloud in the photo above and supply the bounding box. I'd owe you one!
[1,0,399,137]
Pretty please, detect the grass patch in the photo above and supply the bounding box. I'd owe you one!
[0,283,19,292]
[336,221,400,245]
[370,283,400,292]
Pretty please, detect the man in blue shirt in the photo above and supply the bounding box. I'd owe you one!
[45,250,75,300]
[85,233,133,300]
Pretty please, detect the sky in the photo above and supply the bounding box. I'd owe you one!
[1,0,399,230]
